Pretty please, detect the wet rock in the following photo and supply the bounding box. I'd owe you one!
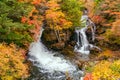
[42,27,74,51]
[51,42,65,50]
[42,28,57,43]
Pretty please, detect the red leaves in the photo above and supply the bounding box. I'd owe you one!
[27,20,34,25]
[29,20,41,41]
[91,15,104,24]
[21,16,34,25]
[21,16,27,23]
[84,73,93,80]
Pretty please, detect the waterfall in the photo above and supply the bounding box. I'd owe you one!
[28,27,83,80]
[74,14,99,55]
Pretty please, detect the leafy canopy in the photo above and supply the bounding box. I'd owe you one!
[61,0,83,27]
[0,0,34,47]
[0,43,29,80]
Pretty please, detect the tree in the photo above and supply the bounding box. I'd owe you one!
[0,43,29,80]
[61,0,83,27]
[0,0,34,47]
[45,0,72,42]
[94,0,120,48]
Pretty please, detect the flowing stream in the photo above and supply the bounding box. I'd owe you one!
[74,14,100,55]
[28,28,83,80]
[27,11,100,80]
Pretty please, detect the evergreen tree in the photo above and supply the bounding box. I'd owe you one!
[61,0,83,27]
[0,0,34,47]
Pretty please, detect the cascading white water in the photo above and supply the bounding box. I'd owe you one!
[74,27,90,54]
[28,28,83,80]
[74,14,99,55]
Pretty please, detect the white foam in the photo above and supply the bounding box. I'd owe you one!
[29,42,76,72]
[74,14,98,55]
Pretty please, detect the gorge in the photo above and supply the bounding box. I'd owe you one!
[28,10,98,80]
[28,27,84,80]
[0,0,120,80]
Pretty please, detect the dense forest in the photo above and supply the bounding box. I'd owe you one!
[0,0,120,80]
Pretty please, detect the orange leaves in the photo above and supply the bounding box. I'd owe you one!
[45,0,62,19]
[45,0,72,30]
[91,15,105,24]
[111,12,120,15]
[61,19,72,29]
[31,0,46,5]
[21,16,34,25]
[21,5,42,41]
[21,16,27,23]
[46,10,64,22]
[84,73,93,80]
[28,7,39,18]
[98,50,114,59]
[46,0,60,10]
[31,0,41,5]
[58,16,72,29]
[31,20,41,41]
[46,10,58,19]
[45,9,72,30]
[0,43,29,79]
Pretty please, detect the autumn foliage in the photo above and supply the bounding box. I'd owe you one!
[84,73,93,80]
[0,43,29,80]
[20,0,45,41]
[45,0,72,30]
[0,0,120,80]
[45,0,72,42]
[92,60,120,80]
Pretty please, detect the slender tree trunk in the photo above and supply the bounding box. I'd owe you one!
[54,30,59,42]
[57,30,61,42]
[54,30,62,42]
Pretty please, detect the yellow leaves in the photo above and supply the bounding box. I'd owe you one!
[110,60,120,74]
[55,25,62,30]
[45,0,72,31]
[1,76,13,80]
[46,10,65,22]
[0,43,29,79]
[92,60,120,80]
[45,4,72,30]
[46,0,60,10]
[62,20,72,29]
[46,9,72,30]
[93,61,112,80]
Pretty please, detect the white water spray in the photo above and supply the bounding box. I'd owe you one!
[28,28,83,80]
[74,14,100,55]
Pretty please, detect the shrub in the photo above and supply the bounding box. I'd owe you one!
[92,60,120,80]
[0,0,34,47]
[0,43,29,80]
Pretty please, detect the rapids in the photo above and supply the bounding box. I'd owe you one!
[28,28,83,80]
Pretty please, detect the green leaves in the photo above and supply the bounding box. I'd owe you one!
[61,0,83,27]
[0,0,33,47]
